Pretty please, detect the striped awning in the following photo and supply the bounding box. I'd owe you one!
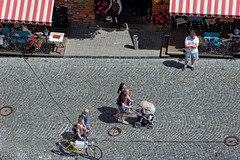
[0,0,55,26]
[169,0,240,19]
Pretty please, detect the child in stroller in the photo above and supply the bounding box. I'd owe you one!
[134,101,156,129]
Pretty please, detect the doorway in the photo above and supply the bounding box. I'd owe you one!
[121,0,152,23]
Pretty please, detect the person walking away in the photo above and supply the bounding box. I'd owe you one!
[106,0,122,30]
[182,30,199,71]
[115,88,132,124]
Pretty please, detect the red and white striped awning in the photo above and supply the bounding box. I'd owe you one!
[0,0,55,26]
[169,0,240,19]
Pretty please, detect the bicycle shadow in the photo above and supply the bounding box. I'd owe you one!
[51,148,100,160]
[51,131,103,160]
[98,106,118,123]
[163,60,184,69]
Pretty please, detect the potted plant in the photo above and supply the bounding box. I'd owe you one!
[199,38,208,46]
[25,36,42,53]
[236,38,240,52]
[150,10,170,32]
[93,0,108,25]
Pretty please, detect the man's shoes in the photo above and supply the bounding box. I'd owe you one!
[182,66,186,71]
[190,66,194,71]
[122,121,129,125]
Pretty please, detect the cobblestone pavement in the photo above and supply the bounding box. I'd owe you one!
[1,58,240,160]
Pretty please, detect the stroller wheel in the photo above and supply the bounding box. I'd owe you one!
[134,122,141,128]
[146,124,153,129]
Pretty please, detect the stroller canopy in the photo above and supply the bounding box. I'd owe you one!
[140,100,153,114]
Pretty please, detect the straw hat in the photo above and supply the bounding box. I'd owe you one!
[140,100,153,114]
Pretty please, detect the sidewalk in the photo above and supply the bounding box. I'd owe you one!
[64,22,164,58]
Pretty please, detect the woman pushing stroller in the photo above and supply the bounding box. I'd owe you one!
[117,83,134,114]
[115,88,132,125]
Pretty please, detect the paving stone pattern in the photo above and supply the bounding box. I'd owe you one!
[0,58,240,160]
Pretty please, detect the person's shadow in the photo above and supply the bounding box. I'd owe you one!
[98,106,118,123]
[61,132,75,140]
[163,60,184,69]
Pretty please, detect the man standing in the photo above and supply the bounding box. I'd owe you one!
[182,30,199,71]
[115,88,131,125]
[106,0,122,30]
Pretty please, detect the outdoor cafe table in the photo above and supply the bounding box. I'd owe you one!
[49,32,65,54]
[11,30,30,43]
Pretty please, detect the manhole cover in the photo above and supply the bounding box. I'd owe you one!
[107,127,122,137]
[223,136,240,147]
[0,106,13,116]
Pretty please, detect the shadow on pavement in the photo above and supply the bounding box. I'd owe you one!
[68,22,164,51]
[125,117,138,127]
[98,106,117,123]
[163,60,184,69]
[124,44,134,49]
[51,148,97,160]
[127,29,163,50]
[69,22,117,40]
[61,132,75,140]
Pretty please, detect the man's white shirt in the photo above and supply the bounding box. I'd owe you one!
[185,36,199,53]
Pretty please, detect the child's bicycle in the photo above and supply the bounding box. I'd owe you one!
[58,138,102,159]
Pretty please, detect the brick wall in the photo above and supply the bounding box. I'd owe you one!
[54,0,95,23]
[152,0,169,14]
[152,1,170,27]
[54,0,170,23]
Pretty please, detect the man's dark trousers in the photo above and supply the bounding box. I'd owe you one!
[111,10,121,29]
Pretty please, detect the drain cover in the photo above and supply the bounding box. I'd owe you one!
[0,106,13,116]
[107,127,122,137]
[223,136,240,147]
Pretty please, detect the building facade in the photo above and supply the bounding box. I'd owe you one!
[54,0,169,23]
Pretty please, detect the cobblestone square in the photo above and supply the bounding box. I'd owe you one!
[0,58,240,160]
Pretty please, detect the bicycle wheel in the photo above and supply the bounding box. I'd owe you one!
[58,140,76,154]
[86,145,102,159]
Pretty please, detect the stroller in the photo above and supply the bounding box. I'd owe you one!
[134,101,156,129]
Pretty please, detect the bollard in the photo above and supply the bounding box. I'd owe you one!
[133,35,139,50]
